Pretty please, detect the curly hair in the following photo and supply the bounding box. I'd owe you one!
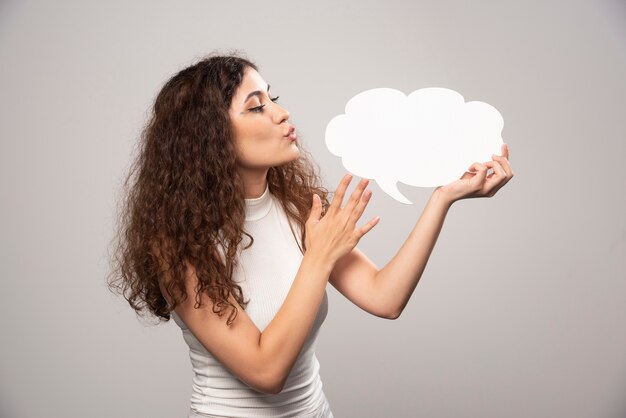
[106,51,331,326]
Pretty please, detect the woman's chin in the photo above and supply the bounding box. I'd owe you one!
[288,144,300,157]
[273,149,300,167]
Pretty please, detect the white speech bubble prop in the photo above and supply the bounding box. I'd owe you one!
[325,87,504,204]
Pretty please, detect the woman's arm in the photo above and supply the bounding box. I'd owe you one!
[161,174,378,395]
[329,145,514,318]
[328,189,452,319]
[161,249,333,395]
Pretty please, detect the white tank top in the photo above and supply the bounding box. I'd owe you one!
[170,184,332,418]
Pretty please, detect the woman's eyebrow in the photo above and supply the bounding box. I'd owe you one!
[243,84,271,104]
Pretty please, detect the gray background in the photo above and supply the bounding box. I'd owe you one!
[1,0,625,417]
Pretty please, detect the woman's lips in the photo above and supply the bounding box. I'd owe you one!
[285,126,296,141]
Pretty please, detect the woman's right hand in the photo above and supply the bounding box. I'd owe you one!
[304,174,380,265]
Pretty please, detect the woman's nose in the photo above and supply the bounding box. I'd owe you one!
[273,103,290,124]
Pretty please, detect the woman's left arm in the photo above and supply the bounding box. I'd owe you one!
[328,144,514,319]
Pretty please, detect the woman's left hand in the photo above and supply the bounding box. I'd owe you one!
[436,143,515,204]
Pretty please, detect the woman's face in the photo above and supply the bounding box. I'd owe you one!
[228,67,299,170]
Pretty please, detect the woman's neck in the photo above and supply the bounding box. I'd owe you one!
[238,167,269,199]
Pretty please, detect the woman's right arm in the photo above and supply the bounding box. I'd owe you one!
[160,174,378,394]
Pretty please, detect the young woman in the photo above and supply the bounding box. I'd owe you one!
[107,52,513,418]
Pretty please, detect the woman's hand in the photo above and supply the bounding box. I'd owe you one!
[436,143,515,204]
[305,174,380,265]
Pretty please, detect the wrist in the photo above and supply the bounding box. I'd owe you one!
[302,249,335,275]
[432,187,456,208]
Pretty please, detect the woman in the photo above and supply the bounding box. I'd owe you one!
[107,52,513,418]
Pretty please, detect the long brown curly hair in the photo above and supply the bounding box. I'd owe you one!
[106,51,331,326]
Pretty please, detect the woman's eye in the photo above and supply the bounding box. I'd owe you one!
[249,96,280,113]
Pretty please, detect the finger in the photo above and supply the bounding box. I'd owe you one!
[491,154,512,177]
[328,173,353,214]
[460,169,475,180]
[492,147,513,178]
[484,161,506,194]
[467,162,486,173]
[357,215,381,238]
[488,160,506,179]
[468,162,488,189]
[503,143,509,160]
[498,160,513,189]
[307,193,322,223]
[467,162,486,172]
[348,187,373,225]
[344,178,370,214]
[485,161,506,186]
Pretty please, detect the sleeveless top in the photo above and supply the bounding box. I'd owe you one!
[170,184,332,417]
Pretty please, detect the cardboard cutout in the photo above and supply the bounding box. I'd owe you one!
[325,87,504,204]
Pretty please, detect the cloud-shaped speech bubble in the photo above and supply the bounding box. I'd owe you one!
[325,87,504,204]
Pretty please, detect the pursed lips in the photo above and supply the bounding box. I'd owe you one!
[283,125,296,140]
